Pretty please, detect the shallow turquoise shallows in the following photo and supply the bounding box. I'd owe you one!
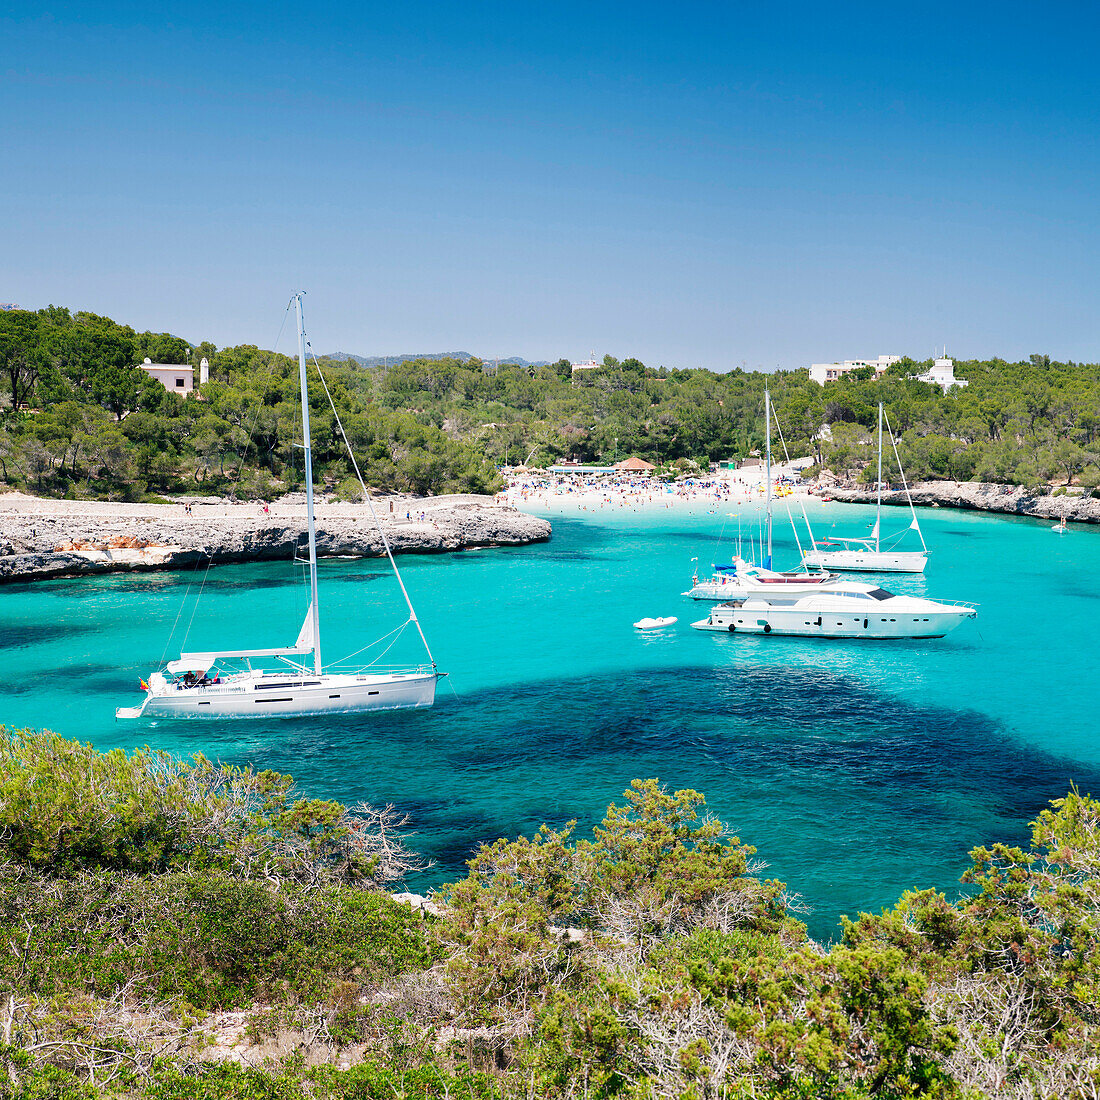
[2,500,1097,940]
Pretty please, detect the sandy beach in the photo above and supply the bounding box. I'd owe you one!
[503,464,817,517]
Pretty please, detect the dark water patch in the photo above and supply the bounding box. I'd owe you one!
[1058,584,1100,602]
[70,664,137,693]
[12,662,128,696]
[677,530,743,545]
[0,621,94,649]
[534,549,612,564]
[12,574,191,599]
[91,660,1100,941]
[191,574,298,593]
[258,667,1096,935]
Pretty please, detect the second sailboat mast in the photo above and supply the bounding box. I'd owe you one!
[295,294,322,674]
[876,402,883,553]
[764,387,772,569]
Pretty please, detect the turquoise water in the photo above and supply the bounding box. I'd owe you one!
[2,501,1098,940]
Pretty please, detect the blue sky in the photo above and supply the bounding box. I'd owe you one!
[2,1,1098,369]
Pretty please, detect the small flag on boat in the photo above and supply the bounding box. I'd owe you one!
[910,517,921,530]
[139,679,148,692]
[870,520,880,539]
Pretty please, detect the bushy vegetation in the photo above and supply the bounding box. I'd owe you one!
[0,730,1098,1098]
[804,357,1100,489]
[319,351,1100,490]
[4,305,1098,500]
[0,307,500,499]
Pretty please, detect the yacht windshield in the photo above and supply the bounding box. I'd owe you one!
[867,588,895,601]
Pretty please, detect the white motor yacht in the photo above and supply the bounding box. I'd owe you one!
[684,557,841,600]
[116,294,442,720]
[691,584,975,640]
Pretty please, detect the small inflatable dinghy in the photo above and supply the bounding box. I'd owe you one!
[634,616,678,630]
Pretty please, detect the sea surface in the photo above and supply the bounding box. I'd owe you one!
[2,499,1097,941]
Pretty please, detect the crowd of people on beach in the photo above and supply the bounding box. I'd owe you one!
[502,468,808,515]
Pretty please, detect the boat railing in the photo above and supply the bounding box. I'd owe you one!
[332,663,440,678]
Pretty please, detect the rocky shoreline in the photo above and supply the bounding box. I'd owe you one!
[828,480,1100,523]
[0,492,552,583]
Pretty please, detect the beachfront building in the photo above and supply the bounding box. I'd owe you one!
[548,456,656,477]
[916,356,968,390]
[808,356,900,385]
[548,462,616,475]
[137,356,209,396]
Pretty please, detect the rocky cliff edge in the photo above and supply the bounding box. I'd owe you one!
[0,493,552,582]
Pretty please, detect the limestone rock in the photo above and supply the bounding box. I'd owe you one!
[0,493,551,583]
[828,481,1099,524]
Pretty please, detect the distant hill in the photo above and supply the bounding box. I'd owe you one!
[325,351,551,369]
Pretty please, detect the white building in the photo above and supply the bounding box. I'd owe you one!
[137,356,209,396]
[916,357,967,390]
[808,355,901,385]
[570,357,602,374]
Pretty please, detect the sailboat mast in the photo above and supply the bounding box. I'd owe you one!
[764,387,772,568]
[876,402,883,553]
[294,294,322,674]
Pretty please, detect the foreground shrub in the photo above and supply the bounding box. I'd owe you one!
[0,727,421,887]
[1,730,1098,1099]
[0,866,434,1010]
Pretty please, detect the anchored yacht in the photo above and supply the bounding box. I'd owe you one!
[684,558,841,601]
[691,584,975,640]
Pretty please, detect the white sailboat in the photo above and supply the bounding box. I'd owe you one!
[802,403,928,573]
[116,295,442,720]
[685,388,841,600]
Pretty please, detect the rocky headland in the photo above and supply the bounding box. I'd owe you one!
[0,492,551,583]
[828,480,1100,523]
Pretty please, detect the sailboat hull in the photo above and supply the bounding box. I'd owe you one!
[801,549,928,573]
[129,671,440,720]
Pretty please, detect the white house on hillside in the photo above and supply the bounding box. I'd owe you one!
[808,353,967,391]
[808,355,900,384]
[137,356,209,396]
[916,357,967,390]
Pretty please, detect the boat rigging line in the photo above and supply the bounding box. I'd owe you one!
[768,401,816,568]
[881,406,928,552]
[303,330,438,671]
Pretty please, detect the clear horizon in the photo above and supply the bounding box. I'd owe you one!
[3,1,1098,371]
